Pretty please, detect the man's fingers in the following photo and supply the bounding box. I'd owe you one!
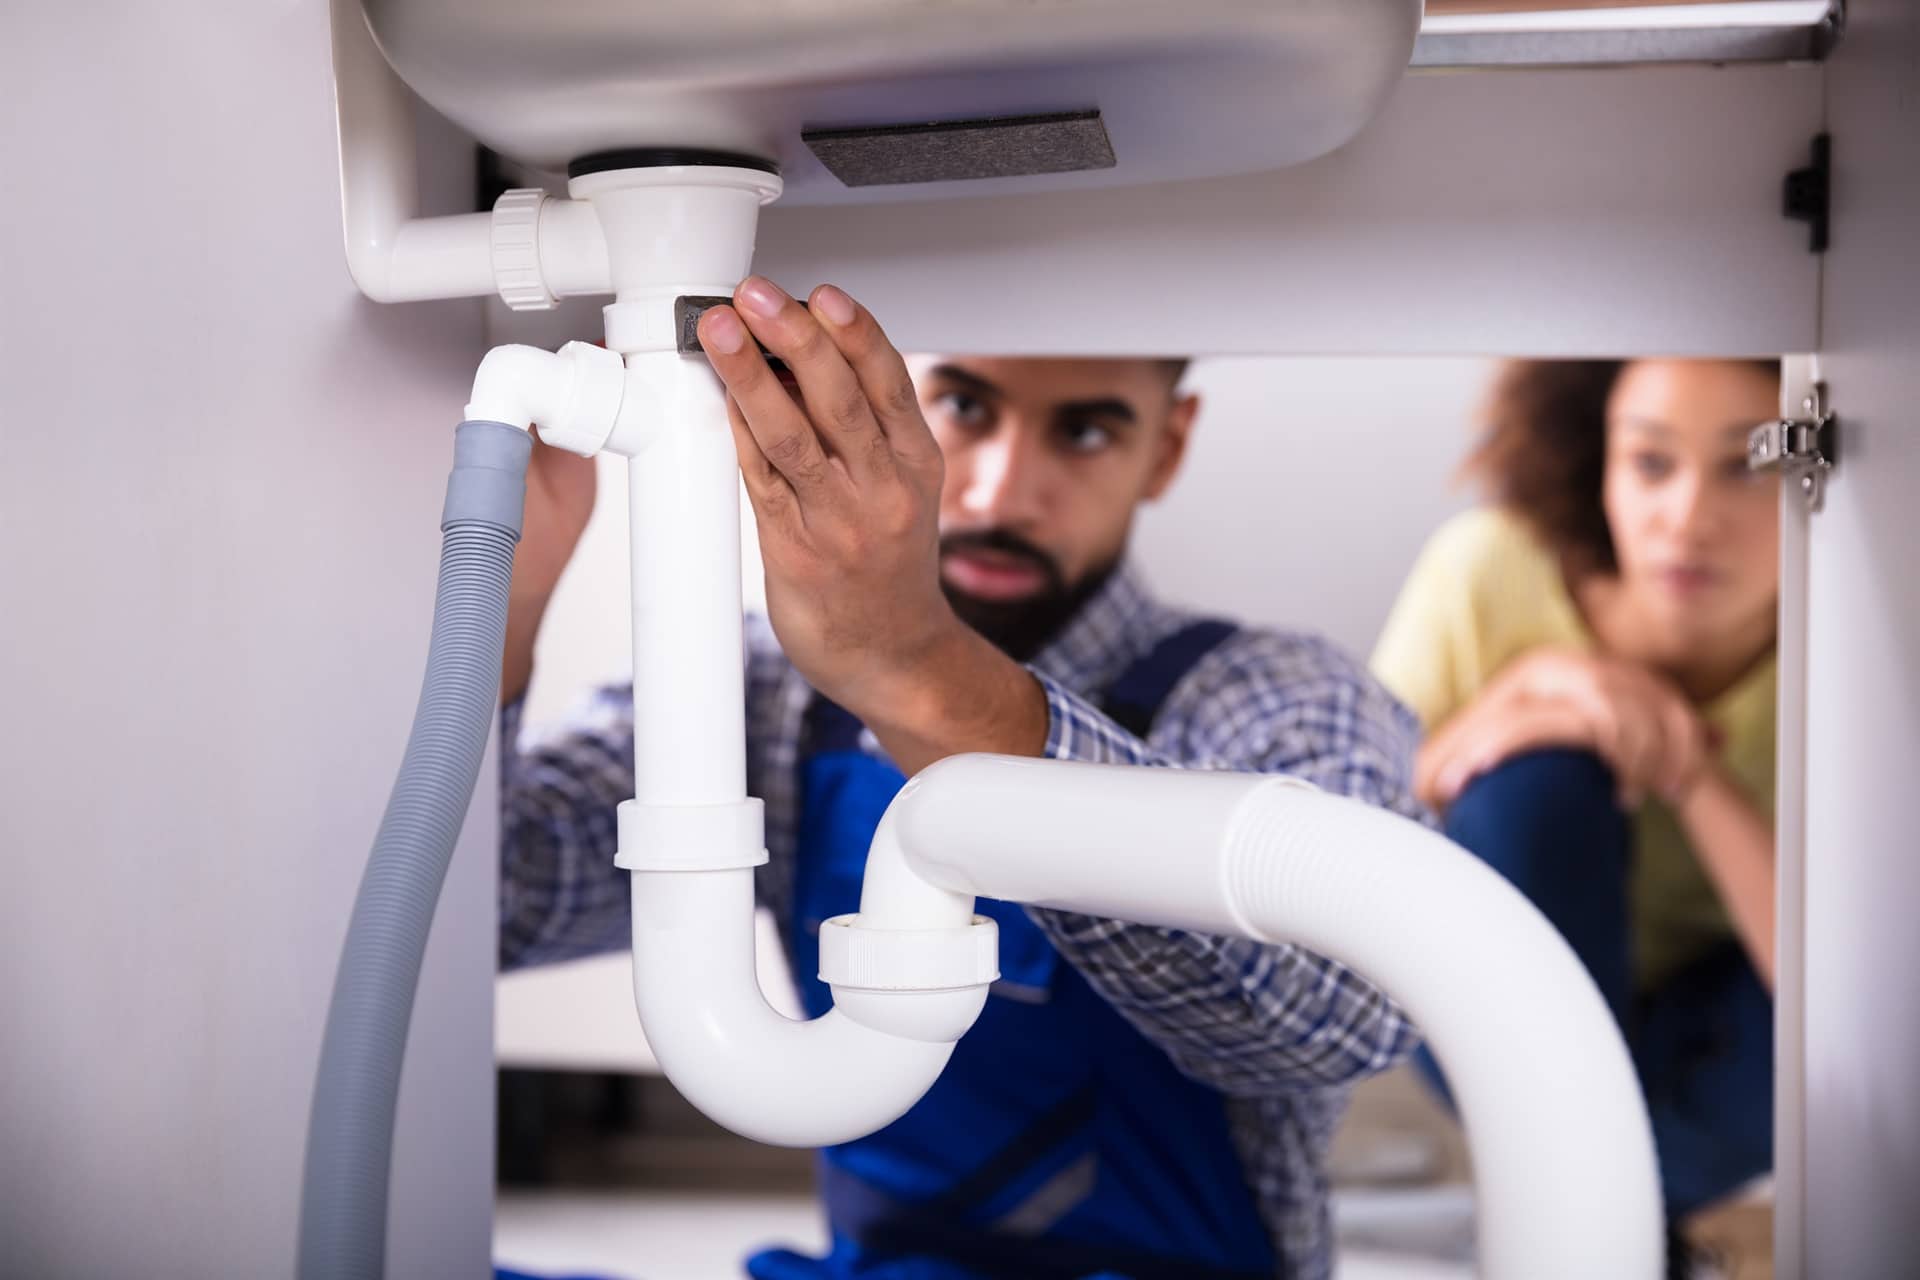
[699,303,840,499]
[806,284,942,465]
[724,395,803,533]
[725,277,893,481]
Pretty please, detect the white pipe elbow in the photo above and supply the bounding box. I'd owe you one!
[1218,786,1664,1276]
[463,342,625,451]
[625,752,1659,1268]
[625,819,997,1147]
[330,0,496,304]
[463,345,564,431]
[886,754,1664,1280]
[331,0,610,306]
[857,810,977,928]
[629,869,974,1148]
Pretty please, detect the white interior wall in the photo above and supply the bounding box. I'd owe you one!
[0,6,493,1277]
[1133,358,1489,648]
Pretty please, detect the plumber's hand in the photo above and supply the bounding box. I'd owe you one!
[502,431,597,706]
[697,278,1046,773]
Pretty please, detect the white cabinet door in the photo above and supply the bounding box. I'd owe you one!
[1793,2,1920,1275]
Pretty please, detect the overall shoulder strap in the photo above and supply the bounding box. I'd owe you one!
[1100,619,1239,739]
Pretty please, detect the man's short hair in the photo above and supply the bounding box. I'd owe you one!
[1160,358,1190,387]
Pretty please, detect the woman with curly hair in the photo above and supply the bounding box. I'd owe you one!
[1372,359,1781,1226]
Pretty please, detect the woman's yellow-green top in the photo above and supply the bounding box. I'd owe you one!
[1370,507,1775,991]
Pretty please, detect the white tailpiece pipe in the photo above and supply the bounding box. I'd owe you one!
[597,163,992,1145]
[624,361,747,803]
[884,754,1665,1279]
[617,342,993,1144]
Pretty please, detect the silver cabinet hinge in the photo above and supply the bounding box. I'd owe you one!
[1748,382,1839,512]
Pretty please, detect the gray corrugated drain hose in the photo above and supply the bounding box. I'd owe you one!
[299,421,532,1280]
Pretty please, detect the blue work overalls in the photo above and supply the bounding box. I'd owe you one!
[748,622,1277,1280]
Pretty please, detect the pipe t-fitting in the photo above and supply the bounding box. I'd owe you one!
[462,341,625,454]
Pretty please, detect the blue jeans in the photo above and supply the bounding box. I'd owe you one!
[1417,749,1773,1218]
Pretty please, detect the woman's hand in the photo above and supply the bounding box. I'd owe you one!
[1416,683,1594,811]
[1506,649,1712,805]
[1419,649,1713,812]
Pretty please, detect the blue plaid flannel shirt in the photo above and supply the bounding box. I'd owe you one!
[500,563,1429,1278]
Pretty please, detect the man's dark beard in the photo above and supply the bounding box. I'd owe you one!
[939,529,1118,663]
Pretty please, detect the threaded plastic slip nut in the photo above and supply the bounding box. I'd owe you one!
[817,915,1000,992]
[613,798,768,871]
[490,188,558,311]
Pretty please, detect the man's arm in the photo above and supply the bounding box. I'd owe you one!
[495,427,632,970]
[696,280,1424,1092]
[499,687,637,969]
[501,434,599,707]
[1023,643,1428,1095]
